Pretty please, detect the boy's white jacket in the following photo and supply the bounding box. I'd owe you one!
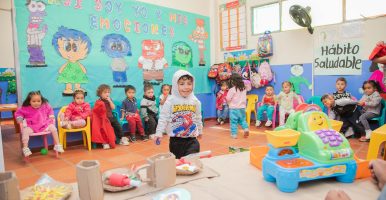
[155,70,203,138]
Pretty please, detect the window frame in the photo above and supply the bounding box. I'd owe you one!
[251,2,281,36]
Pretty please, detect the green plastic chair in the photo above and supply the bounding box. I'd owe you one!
[370,99,386,127]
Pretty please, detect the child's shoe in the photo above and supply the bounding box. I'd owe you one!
[265,120,272,127]
[102,143,111,149]
[231,134,238,139]
[243,129,249,138]
[119,137,130,146]
[54,144,64,153]
[220,119,225,125]
[344,127,354,138]
[22,147,32,157]
[141,135,149,142]
[359,136,368,142]
[255,120,261,127]
[365,129,372,140]
[129,135,137,142]
[217,118,221,123]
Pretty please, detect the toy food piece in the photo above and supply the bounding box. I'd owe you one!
[152,188,191,200]
[108,173,141,187]
[24,184,72,200]
[176,157,203,175]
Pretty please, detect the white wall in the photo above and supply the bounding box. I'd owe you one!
[214,0,386,65]
[0,0,14,68]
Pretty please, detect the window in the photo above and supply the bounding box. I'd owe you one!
[252,3,280,35]
[346,0,386,20]
[282,0,342,31]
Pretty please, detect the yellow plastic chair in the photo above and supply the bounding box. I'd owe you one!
[367,124,386,160]
[58,106,91,151]
[246,94,258,126]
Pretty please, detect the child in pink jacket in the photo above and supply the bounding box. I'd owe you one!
[60,90,91,129]
[15,91,64,157]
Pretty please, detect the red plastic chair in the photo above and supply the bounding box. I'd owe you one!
[257,102,277,128]
[19,123,59,162]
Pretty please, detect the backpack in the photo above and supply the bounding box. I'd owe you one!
[216,63,232,83]
[258,61,274,86]
[208,64,219,79]
[257,31,273,58]
[250,65,262,88]
[241,62,251,80]
[243,80,252,92]
[232,63,242,75]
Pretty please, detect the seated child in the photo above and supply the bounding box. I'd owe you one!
[358,80,382,141]
[277,81,301,126]
[60,90,91,129]
[92,84,129,149]
[15,91,64,157]
[321,94,366,141]
[121,85,146,142]
[159,84,171,112]
[256,85,276,127]
[216,81,229,125]
[154,70,203,158]
[140,84,157,139]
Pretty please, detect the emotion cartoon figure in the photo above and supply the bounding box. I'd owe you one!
[189,19,208,66]
[52,26,92,95]
[172,41,192,68]
[138,40,168,84]
[101,34,132,87]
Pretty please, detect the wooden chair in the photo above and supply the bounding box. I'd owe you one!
[19,122,58,162]
[58,106,91,151]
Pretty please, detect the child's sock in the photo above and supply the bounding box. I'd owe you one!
[365,129,372,140]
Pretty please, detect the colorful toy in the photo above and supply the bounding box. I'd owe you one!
[40,148,48,155]
[107,173,141,187]
[262,104,357,193]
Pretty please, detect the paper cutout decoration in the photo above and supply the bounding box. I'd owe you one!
[52,26,92,95]
[26,0,48,67]
[172,41,192,68]
[138,40,168,85]
[101,34,132,88]
[189,19,208,66]
[288,64,312,94]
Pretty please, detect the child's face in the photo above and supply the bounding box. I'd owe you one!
[364,83,375,95]
[126,89,135,99]
[74,93,84,105]
[322,96,334,108]
[30,95,42,109]
[220,84,228,91]
[266,87,274,96]
[178,78,193,98]
[282,83,291,94]
[336,81,346,93]
[162,86,171,95]
[100,89,110,100]
[145,88,154,98]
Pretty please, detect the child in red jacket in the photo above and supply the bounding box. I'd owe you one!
[216,81,229,125]
[60,90,91,129]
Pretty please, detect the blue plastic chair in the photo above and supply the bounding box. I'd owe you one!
[370,99,386,127]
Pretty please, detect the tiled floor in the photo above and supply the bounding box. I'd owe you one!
[1,119,371,189]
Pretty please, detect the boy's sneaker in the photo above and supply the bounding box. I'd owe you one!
[217,118,221,123]
[141,135,149,142]
[344,127,354,138]
[220,119,225,125]
[255,120,261,127]
[119,137,130,146]
[365,129,372,140]
[22,147,32,157]
[265,120,272,127]
[129,135,137,142]
[102,143,110,149]
[54,144,64,153]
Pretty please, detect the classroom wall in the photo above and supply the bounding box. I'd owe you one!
[0,0,14,68]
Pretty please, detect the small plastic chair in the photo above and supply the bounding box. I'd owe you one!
[306,96,325,111]
[257,102,277,128]
[19,122,58,161]
[246,94,258,126]
[366,124,386,160]
[370,99,386,127]
[58,106,91,151]
[113,100,129,129]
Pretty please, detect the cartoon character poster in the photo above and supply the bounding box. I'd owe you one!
[172,41,192,68]
[138,40,168,85]
[101,34,132,87]
[26,0,48,67]
[288,64,312,94]
[52,26,91,95]
[189,19,208,66]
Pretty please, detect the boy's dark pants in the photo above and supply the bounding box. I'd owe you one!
[169,137,200,159]
[109,117,123,139]
[145,113,157,136]
[340,109,365,137]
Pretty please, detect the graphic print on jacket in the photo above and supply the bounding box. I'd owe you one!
[171,104,197,137]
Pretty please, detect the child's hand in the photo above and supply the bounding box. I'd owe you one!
[197,135,203,139]
[144,117,149,122]
[369,159,386,190]
[152,135,161,145]
[325,190,351,200]
[358,101,365,106]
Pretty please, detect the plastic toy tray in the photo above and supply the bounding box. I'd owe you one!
[265,129,301,148]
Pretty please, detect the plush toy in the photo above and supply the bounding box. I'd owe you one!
[107,173,141,187]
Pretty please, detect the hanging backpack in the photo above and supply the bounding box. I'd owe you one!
[232,63,242,76]
[208,64,219,79]
[257,31,273,58]
[216,63,232,83]
[249,61,262,88]
[258,61,274,86]
[243,80,252,92]
[241,62,251,80]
